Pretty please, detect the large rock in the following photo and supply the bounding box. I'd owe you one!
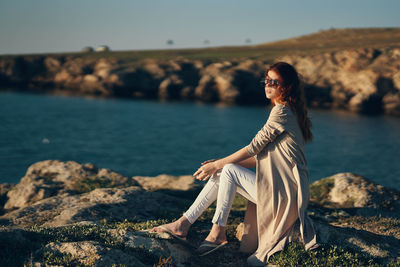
[158,74,184,100]
[0,225,192,266]
[37,241,146,266]
[0,183,14,215]
[133,174,202,199]
[4,160,138,210]
[310,173,400,217]
[0,186,189,227]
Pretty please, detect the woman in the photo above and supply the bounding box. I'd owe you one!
[151,62,319,266]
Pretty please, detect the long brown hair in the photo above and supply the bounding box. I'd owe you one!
[267,62,313,142]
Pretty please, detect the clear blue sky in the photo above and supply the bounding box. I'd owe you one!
[1,0,399,55]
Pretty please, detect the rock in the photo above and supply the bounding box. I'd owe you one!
[83,74,99,83]
[142,59,166,80]
[0,185,189,227]
[0,183,14,214]
[38,241,146,266]
[1,47,400,115]
[194,74,219,102]
[111,68,160,98]
[81,74,110,95]
[383,92,400,115]
[282,47,400,114]
[0,223,191,266]
[158,74,184,100]
[214,75,239,104]
[108,228,192,265]
[93,58,118,80]
[44,57,62,72]
[54,69,72,83]
[310,173,400,216]
[4,160,137,210]
[312,219,400,261]
[132,174,202,199]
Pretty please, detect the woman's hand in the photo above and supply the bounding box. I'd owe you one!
[201,159,217,165]
[193,160,220,181]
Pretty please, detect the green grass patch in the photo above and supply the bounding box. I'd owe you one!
[38,250,81,266]
[268,242,386,267]
[337,215,400,237]
[99,217,171,232]
[310,177,335,207]
[70,175,137,194]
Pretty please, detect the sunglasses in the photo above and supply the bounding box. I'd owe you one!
[263,76,280,88]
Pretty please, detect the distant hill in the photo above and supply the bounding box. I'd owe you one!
[1,28,399,63]
[256,27,400,53]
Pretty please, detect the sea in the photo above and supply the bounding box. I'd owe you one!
[1,91,399,190]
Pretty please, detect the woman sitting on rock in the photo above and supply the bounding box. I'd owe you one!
[151,62,319,266]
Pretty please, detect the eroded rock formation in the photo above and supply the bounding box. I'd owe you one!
[2,47,399,115]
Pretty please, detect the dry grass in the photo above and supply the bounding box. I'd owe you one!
[2,28,399,63]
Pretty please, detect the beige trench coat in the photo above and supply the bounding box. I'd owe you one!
[242,103,318,263]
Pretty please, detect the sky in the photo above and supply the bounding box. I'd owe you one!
[0,0,400,55]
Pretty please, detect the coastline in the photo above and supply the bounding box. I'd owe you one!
[1,46,400,116]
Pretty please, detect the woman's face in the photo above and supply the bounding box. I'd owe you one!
[265,70,281,101]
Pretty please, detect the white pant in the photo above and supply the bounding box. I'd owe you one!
[183,163,257,226]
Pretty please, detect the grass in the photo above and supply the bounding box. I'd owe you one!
[309,176,335,207]
[2,28,400,63]
[336,215,400,239]
[70,175,137,194]
[268,242,386,267]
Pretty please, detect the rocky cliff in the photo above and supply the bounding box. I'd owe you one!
[0,160,399,266]
[1,47,400,115]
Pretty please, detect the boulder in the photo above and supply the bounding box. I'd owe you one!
[4,160,137,210]
[0,223,192,266]
[132,174,202,199]
[93,58,118,80]
[108,228,192,265]
[37,241,146,266]
[310,173,400,216]
[383,92,400,115]
[158,74,184,100]
[194,74,219,102]
[0,183,14,214]
[44,57,62,72]
[0,186,189,227]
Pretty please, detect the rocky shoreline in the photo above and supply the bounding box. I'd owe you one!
[1,47,400,115]
[0,160,399,266]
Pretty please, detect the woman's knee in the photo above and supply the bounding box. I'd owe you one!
[220,163,239,179]
[222,163,238,173]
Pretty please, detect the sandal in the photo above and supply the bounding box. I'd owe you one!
[196,240,228,256]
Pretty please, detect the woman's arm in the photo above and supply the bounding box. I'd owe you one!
[237,156,256,169]
[193,147,251,181]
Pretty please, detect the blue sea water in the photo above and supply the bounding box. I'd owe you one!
[1,91,399,190]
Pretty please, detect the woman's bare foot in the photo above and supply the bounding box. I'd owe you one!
[150,216,191,238]
[204,224,227,244]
